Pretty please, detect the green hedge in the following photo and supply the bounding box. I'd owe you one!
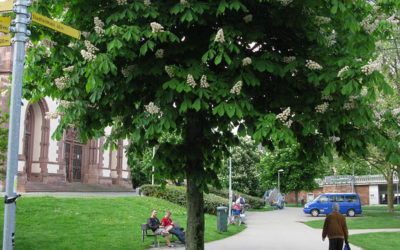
[208,186,265,209]
[140,185,229,215]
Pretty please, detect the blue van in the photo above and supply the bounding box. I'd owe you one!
[303,193,362,217]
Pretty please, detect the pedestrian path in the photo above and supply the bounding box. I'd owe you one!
[149,207,364,250]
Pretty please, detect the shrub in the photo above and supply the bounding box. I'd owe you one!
[140,185,229,215]
[208,186,265,209]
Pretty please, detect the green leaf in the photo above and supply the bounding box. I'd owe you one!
[225,103,235,118]
[192,98,201,111]
[215,54,222,65]
[223,53,231,65]
[140,43,148,56]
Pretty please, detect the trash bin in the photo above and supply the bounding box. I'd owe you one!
[217,206,228,232]
[136,187,141,196]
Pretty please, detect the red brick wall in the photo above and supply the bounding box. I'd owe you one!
[286,185,370,205]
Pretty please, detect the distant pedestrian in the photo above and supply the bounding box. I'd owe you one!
[301,196,305,206]
[322,203,349,250]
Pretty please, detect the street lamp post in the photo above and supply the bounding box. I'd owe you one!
[228,147,232,221]
[278,169,284,193]
[395,171,399,205]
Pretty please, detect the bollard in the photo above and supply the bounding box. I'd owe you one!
[217,206,228,232]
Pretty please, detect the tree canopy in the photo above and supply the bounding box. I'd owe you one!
[23,0,400,248]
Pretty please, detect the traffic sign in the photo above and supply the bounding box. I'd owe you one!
[0,1,13,12]
[32,12,81,39]
[0,35,10,47]
[0,16,11,33]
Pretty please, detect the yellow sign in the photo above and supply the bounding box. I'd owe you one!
[0,35,11,47]
[0,1,13,12]
[32,12,81,39]
[0,16,11,33]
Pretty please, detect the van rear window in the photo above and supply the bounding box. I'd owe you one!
[330,195,344,202]
[345,195,358,202]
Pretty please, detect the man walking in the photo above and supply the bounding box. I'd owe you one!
[322,203,349,250]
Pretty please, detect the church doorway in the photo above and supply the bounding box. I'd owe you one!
[64,129,83,182]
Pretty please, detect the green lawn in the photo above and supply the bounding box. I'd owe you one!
[0,196,245,250]
[305,211,400,229]
[350,232,400,250]
[248,206,274,212]
[285,203,304,208]
[362,205,400,211]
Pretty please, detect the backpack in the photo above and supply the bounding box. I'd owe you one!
[240,197,245,204]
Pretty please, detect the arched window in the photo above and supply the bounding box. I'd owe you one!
[64,128,83,182]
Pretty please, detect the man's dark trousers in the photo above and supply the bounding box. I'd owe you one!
[170,227,185,244]
[329,238,344,250]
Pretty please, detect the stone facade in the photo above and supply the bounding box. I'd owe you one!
[0,46,132,192]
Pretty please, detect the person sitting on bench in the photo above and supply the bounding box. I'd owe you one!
[147,209,174,248]
[161,211,186,244]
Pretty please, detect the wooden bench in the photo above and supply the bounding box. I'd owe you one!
[141,222,185,247]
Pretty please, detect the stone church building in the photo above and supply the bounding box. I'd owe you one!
[0,46,132,192]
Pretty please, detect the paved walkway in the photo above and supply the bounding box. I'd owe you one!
[150,207,400,250]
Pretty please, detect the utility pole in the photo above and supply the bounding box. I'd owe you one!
[3,1,31,249]
[151,146,155,185]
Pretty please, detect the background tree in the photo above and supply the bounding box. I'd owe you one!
[259,145,321,205]
[23,1,400,249]
[218,136,264,197]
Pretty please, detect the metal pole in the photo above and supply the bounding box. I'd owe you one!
[151,146,155,185]
[396,171,399,205]
[228,147,232,220]
[278,171,280,193]
[3,1,31,249]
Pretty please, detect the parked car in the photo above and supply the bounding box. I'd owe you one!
[303,193,362,217]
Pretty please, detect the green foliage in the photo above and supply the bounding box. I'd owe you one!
[218,137,264,197]
[259,144,320,195]
[140,184,229,215]
[128,147,153,188]
[208,186,265,209]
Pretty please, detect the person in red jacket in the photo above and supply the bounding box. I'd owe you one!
[322,203,349,250]
[161,211,186,244]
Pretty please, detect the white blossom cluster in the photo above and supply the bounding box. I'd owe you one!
[315,16,331,25]
[84,40,99,54]
[276,107,293,128]
[283,56,296,63]
[230,81,242,95]
[155,49,164,58]
[121,65,135,78]
[45,111,60,120]
[81,31,90,39]
[242,57,252,66]
[329,136,340,143]
[41,38,57,48]
[360,15,379,34]
[356,58,362,62]
[315,102,329,113]
[144,0,151,6]
[81,50,96,61]
[60,100,71,108]
[361,54,383,75]
[116,0,127,5]
[305,60,323,70]
[55,75,70,90]
[180,0,188,4]
[326,33,336,47]
[94,17,105,37]
[25,41,35,50]
[343,102,356,110]
[187,74,197,88]
[111,25,121,36]
[63,66,74,72]
[0,89,9,98]
[392,108,400,116]
[68,42,77,48]
[165,66,174,78]
[215,29,225,43]
[150,22,164,33]
[337,66,349,79]
[144,102,160,115]
[321,95,333,101]
[243,14,253,23]
[280,0,293,6]
[200,75,209,88]
[387,14,399,25]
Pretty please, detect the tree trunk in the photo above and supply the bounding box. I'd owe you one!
[386,167,394,213]
[295,191,299,207]
[185,112,205,250]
